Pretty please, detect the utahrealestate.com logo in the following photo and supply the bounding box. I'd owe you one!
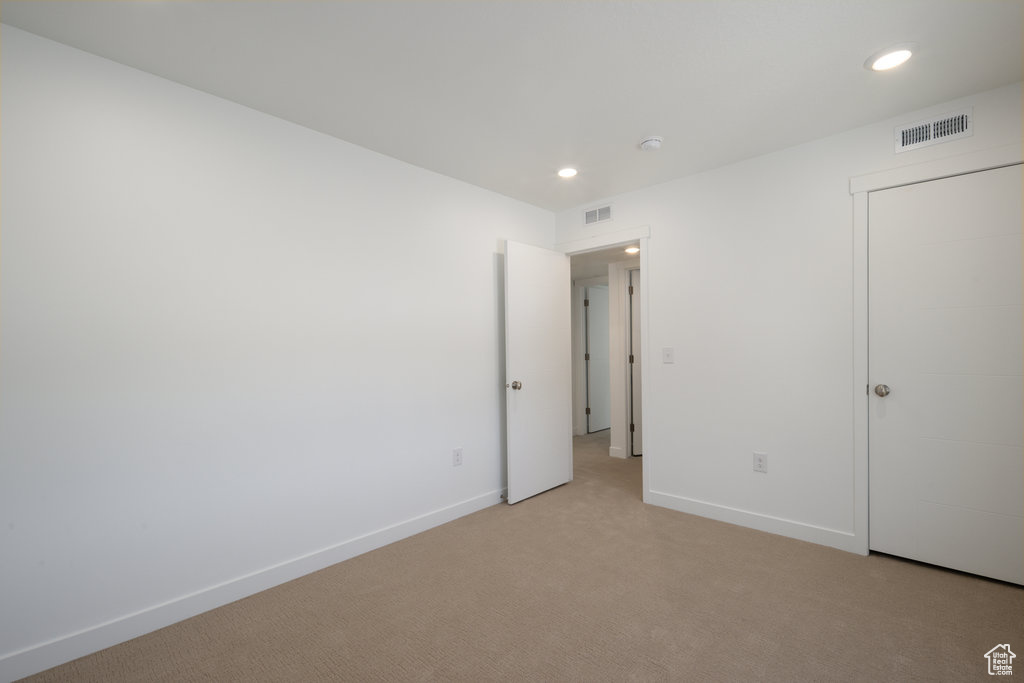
[985,644,1016,676]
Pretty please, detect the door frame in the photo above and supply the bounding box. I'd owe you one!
[572,276,609,436]
[608,260,640,458]
[558,226,651,498]
[849,142,1022,556]
[628,267,642,457]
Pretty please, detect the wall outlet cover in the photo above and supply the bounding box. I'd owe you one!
[753,451,767,473]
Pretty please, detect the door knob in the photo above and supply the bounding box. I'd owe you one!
[874,384,891,397]
[510,380,522,390]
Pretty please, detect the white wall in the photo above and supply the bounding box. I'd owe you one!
[0,26,554,680]
[556,82,1023,552]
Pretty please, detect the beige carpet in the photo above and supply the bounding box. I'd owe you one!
[23,431,1023,682]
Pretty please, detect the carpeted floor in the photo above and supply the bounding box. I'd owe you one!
[23,431,1023,681]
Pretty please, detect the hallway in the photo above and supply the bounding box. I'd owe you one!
[572,429,642,501]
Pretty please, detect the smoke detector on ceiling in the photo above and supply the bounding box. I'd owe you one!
[639,136,663,151]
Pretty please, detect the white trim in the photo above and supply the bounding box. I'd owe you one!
[849,143,1023,562]
[556,225,651,256]
[849,142,1022,194]
[0,490,504,682]
[638,244,650,497]
[607,261,632,459]
[571,284,587,436]
[646,490,861,554]
[573,275,609,287]
[851,191,870,555]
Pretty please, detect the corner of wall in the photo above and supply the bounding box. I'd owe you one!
[0,491,503,682]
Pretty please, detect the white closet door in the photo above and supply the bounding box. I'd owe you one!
[868,164,1022,584]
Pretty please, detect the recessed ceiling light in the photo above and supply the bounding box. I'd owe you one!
[865,44,916,71]
[625,246,640,254]
[558,167,578,178]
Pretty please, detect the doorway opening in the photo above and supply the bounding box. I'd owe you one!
[501,234,647,505]
[569,244,644,475]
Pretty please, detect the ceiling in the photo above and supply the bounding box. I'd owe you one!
[570,245,639,281]
[2,1,1022,212]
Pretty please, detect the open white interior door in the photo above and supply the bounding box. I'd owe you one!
[585,285,611,432]
[505,240,572,504]
[628,269,643,456]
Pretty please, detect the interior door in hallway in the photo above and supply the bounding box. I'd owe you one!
[868,163,1023,584]
[585,285,611,432]
[504,240,573,504]
[629,269,642,456]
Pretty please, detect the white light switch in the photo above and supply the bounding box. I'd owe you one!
[662,347,675,364]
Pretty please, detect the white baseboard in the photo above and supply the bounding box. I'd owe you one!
[608,446,626,459]
[0,489,504,683]
[644,489,865,555]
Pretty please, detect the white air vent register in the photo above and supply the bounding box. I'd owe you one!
[584,205,612,225]
[895,108,973,153]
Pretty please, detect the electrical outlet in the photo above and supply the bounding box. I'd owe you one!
[452,448,463,467]
[753,451,767,473]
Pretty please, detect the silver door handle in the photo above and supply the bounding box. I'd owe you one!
[509,380,522,390]
[874,384,891,397]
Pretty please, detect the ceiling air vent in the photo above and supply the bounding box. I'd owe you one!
[584,205,612,225]
[895,108,973,153]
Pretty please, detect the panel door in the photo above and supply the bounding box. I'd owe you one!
[505,240,573,504]
[585,285,611,432]
[868,164,1022,584]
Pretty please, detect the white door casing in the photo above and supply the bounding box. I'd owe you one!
[868,163,1023,584]
[557,227,649,468]
[629,269,643,456]
[504,240,573,504]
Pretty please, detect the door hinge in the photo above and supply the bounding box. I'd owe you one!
[629,354,634,364]
[629,285,634,295]
[585,353,590,361]
[586,407,591,415]
[584,299,589,307]
[630,423,635,432]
